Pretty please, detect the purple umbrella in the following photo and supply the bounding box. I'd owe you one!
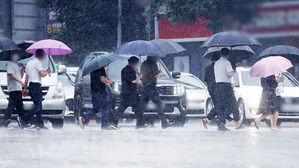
[250,56,293,78]
[26,39,72,55]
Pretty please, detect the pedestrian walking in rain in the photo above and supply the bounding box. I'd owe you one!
[140,56,169,128]
[201,54,220,128]
[78,65,114,130]
[112,56,146,129]
[17,49,51,129]
[0,53,26,127]
[253,75,280,129]
[214,48,243,131]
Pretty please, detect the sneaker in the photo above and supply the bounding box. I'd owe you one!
[78,116,85,129]
[201,119,208,129]
[16,117,24,129]
[110,124,119,130]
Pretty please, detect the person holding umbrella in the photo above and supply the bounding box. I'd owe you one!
[250,56,293,129]
[17,49,51,129]
[79,53,120,130]
[139,56,169,128]
[0,53,26,127]
[214,48,243,131]
[112,56,146,129]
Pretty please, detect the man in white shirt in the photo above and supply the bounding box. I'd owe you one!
[0,53,26,127]
[17,49,51,129]
[214,48,243,131]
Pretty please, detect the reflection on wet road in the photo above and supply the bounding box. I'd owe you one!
[1,121,299,168]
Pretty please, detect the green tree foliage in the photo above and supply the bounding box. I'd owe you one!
[38,0,147,65]
[152,0,264,32]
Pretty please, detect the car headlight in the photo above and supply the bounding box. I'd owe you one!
[52,82,64,99]
[173,84,185,95]
[113,83,121,93]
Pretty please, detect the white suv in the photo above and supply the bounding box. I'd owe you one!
[234,67,299,126]
[0,56,66,128]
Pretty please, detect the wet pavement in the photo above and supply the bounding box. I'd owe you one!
[1,120,299,168]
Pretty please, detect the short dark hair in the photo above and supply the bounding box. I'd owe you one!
[35,49,45,57]
[220,48,229,56]
[128,56,139,64]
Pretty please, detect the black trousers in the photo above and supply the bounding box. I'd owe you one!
[206,84,218,120]
[2,91,24,121]
[21,83,44,127]
[113,93,143,126]
[140,83,166,126]
[214,83,239,124]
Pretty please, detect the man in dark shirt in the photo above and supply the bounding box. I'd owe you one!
[201,54,219,128]
[140,56,168,129]
[78,65,113,130]
[112,56,144,129]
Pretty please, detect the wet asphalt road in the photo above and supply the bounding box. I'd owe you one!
[1,120,299,168]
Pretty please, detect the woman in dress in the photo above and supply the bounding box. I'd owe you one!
[253,75,279,129]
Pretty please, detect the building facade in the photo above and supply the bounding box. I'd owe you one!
[0,0,47,41]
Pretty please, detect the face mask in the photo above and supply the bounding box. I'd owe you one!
[11,54,19,62]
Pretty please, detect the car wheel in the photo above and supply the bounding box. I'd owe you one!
[51,119,64,129]
[238,100,246,125]
[74,95,83,122]
[206,98,214,115]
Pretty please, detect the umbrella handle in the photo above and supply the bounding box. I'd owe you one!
[48,55,51,77]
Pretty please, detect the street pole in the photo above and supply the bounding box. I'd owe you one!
[117,0,122,48]
[145,5,151,41]
[3,0,13,39]
[154,16,159,39]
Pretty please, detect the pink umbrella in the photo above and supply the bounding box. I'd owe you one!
[250,56,293,78]
[26,39,72,55]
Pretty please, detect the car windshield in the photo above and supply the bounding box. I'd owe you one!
[0,56,55,72]
[241,70,297,87]
[107,57,171,80]
[58,73,75,86]
[178,75,204,88]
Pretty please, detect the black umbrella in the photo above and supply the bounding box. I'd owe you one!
[0,37,21,61]
[259,45,299,63]
[201,31,260,48]
[16,40,35,59]
[203,46,256,62]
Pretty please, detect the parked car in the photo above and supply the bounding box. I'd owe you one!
[58,66,78,117]
[234,67,299,126]
[176,72,213,117]
[74,52,186,123]
[0,56,66,128]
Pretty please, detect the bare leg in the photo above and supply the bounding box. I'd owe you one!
[253,112,272,129]
[271,112,279,129]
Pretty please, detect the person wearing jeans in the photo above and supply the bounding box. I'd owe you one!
[17,49,51,129]
[78,65,113,130]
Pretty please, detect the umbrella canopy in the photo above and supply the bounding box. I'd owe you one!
[149,39,185,54]
[16,40,35,59]
[82,53,122,76]
[0,37,20,52]
[250,56,293,78]
[16,40,35,50]
[0,37,21,60]
[203,46,255,62]
[114,40,165,56]
[201,31,260,48]
[259,45,299,62]
[26,39,72,55]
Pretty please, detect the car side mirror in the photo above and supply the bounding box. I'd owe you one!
[172,72,181,79]
[58,65,67,75]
